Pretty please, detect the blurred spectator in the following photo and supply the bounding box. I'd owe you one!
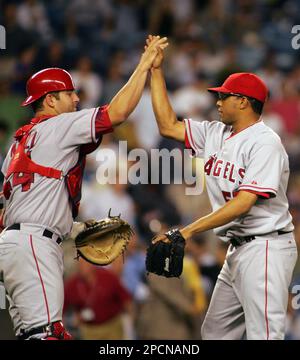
[71,56,103,109]
[129,84,161,151]
[121,232,147,302]
[2,3,38,56]
[148,0,176,37]
[136,272,201,340]
[35,40,67,70]
[189,234,228,299]
[66,0,114,42]
[0,78,31,137]
[114,0,145,39]
[172,73,213,122]
[63,18,81,62]
[183,238,209,320]
[0,120,9,153]
[166,39,197,88]
[16,0,53,43]
[101,52,126,104]
[261,101,285,137]
[64,258,132,340]
[257,59,284,99]
[12,46,37,94]
[127,182,181,242]
[0,120,9,187]
[237,31,266,71]
[135,226,206,340]
[80,176,135,227]
[270,77,300,135]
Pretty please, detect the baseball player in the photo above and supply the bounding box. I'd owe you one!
[149,43,298,339]
[0,35,168,340]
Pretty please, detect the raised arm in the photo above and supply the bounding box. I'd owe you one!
[107,36,168,126]
[150,43,185,142]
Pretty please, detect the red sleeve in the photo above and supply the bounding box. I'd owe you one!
[185,130,192,149]
[184,128,196,156]
[95,105,114,138]
[80,105,114,155]
[238,189,271,199]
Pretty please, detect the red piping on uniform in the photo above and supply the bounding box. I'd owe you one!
[238,189,270,199]
[30,235,51,325]
[264,240,269,340]
[224,121,262,141]
[224,132,235,141]
[90,108,97,143]
[186,119,197,152]
[239,184,276,193]
[185,131,192,149]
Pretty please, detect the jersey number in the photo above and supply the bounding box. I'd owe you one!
[3,173,34,200]
[12,173,35,192]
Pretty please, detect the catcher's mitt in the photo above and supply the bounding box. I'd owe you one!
[73,209,133,266]
[145,229,186,278]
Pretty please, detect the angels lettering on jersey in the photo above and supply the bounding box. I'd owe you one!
[204,152,245,202]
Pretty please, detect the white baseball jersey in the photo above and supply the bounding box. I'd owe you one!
[0,106,113,338]
[1,107,113,236]
[184,119,294,240]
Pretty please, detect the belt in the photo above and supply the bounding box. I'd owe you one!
[17,321,65,340]
[18,324,51,340]
[6,223,62,245]
[229,230,293,248]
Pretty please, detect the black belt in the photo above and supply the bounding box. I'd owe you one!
[229,230,293,248]
[6,223,62,245]
[17,321,64,340]
[18,324,50,340]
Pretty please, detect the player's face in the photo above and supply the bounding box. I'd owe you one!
[216,92,244,125]
[54,90,80,113]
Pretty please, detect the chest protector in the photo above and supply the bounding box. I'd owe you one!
[3,116,100,218]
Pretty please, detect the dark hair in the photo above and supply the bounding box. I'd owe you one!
[31,91,61,113]
[246,97,264,115]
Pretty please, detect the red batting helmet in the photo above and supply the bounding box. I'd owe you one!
[207,72,268,103]
[21,68,75,107]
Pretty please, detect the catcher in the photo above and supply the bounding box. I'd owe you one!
[0,35,167,340]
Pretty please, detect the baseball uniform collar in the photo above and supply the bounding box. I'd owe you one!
[225,119,263,141]
[14,115,55,140]
[30,114,56,125]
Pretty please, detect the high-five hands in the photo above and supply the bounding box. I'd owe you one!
[139,35,168,72]
[145,34,166,69]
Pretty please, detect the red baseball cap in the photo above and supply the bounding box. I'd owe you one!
[207,72,268,103]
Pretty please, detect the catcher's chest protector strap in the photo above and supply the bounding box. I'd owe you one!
[65,156,86,218]
[5,116,62,182]
[65,138,103,218]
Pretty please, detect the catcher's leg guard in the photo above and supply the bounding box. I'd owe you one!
[18,321,72,340]
[45,321,72,340]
